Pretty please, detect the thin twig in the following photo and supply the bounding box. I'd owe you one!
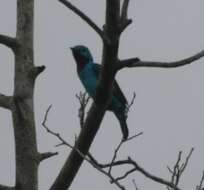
[126,92,136,115]
[42,106,126,190]
[108,131,143,174]
[76,92,90,128]
[167,148,194,189]
[196,170,204,190]
[108,139,123,174]
[132,179,139,190]
[42,105,177,190]
[113,168,137,183]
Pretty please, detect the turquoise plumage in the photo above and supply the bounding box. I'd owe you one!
[71,45,129,139]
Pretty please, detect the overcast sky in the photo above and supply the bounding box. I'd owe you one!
[0,0,204,189]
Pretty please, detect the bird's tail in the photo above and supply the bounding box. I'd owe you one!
[115,113,129,140]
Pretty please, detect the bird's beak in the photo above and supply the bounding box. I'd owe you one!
[70,47,74,51]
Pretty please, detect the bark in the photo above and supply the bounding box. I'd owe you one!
[12,0,40,190]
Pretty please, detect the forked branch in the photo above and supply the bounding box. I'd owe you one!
[167,148,194,189]
[42,106,126,190]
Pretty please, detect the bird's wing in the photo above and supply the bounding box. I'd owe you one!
[92,63,128,105]
[92,63,101,77]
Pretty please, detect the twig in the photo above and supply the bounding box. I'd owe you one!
[108,131,143,174]
[117,49,204,70]
[126,92,136,115]
[108,139,124,174]
[113,168,137,183]
[196,170,204,190]
[132,179,139,190]
[42,106,178,190]
[42,106,126,190]
[180,148,194,174]
[76,92,90,128]
[127,157,181,190]
[58,0,109,43]
[167,148,194,189]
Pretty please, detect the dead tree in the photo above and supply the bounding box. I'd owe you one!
[0,0,204,190]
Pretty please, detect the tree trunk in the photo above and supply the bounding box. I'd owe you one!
[12,0,39,189]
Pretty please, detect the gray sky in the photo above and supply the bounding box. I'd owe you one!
[0,0,204,189]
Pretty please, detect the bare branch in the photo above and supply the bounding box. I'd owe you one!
[118,49,204,70]
[0,34,18,50]
[0,185,14,190]
[113,168,137,183]
[167,148,194,189]
[89,154,181,190]
[0,94,13,110]
[126,92,136,115]
[76,92,90,128]
[42,106,126,190]
[180,148,194,174]
[39,152,58,162]
[127,157,181,190]
[108,131,143,174]
[132,179,139,190]
[108,139,123,174]
[58,0,109,43]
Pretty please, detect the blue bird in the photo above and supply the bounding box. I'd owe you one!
[71,45,134,140]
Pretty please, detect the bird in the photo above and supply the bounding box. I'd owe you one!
[70,45,138,140]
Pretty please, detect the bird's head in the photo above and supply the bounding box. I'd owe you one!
[70,45,93,70]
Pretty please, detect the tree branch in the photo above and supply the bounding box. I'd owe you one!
[0,34,18,50]
[132,179,139,190]
[118,49,204,70]
[58,0,109,43]
[42,106,126,190]
[167,148,194,188]
[121,157,181,190]
[0,185,14,190]
[0,94,13,110]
